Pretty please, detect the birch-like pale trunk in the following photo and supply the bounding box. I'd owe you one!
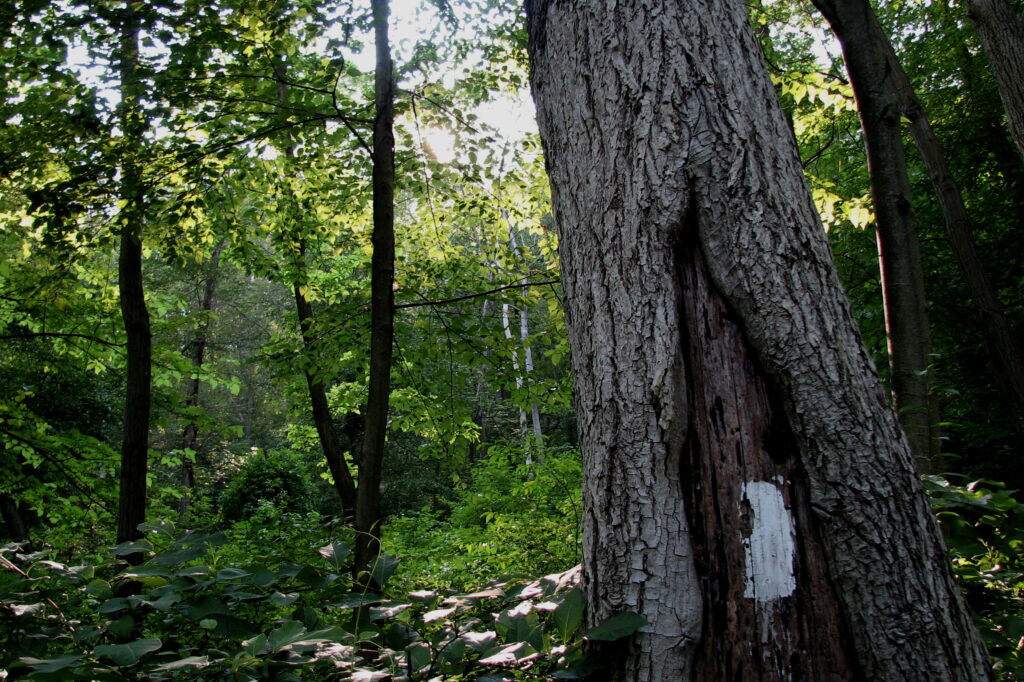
[526,0,990,679]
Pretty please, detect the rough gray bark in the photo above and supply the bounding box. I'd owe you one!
[115,3,151,564]
[875,9,1024,427]
[967,0,1024,159]
[812,0,939,469]
[526,0,990,679]
[355,0,395,578]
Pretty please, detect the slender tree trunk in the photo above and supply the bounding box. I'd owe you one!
[520,304,543,441]
[967,0,1024,159]
[115,3,151,564]
[527,0,990,679]
[272,58,360,517]
[508,227,544,442]
[871,12,1024,425]
[0,492,30,546]
[501,301,529,439]
[293,257,359,516]
[355,0,395,578]
[812,0,940,470]
[178,243,223,522]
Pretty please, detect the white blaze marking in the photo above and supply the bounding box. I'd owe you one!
[741,479,797,601]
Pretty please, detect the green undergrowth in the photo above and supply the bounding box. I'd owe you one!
[1,471,1022,680]
[384,444,582,591]
[925,475,1024,678]
[0,522,635,681]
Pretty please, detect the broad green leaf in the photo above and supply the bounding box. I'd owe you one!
[152,656,209,672]
[269,591,300,607]
[94,638,162,666]
[553,585,584,640]
[19,655,83,673]
[584,612,647,641]
[370,553,400,587]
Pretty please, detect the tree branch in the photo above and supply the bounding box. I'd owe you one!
[0,332,124,347]
[395,279,560,309]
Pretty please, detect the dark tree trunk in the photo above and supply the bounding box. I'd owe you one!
[968,0,1024,159]
[526,0,990,679]
[272,57,360,517]
[872,10,1024,427]
[178,243,223,522]
[355,0,395,578]
[812,0,940,470]
[294,259,359,516]
[0,492,30,546]
[115,3,151,565]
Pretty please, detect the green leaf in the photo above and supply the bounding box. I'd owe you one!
[553,585,584,640]
[269,591,300,607]
[243,633,268,656]
[19,655,83,673]
[370,553,400,587]
[94,638,162,666]
[97,597,129,614]
[318,541,352,569]
[268,620,306,650]
[152,656,209,672]
[584,612,647,641]
[112,540,152,556]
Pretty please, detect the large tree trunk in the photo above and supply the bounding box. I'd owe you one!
[871,8,1024,427]
[526,0,990,679]
[967,0,1024,159]
[811,0,939,469]
[355,0,395,578]
[115,3,151,563]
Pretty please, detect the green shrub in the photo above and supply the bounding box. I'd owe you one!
[219,449,315,522]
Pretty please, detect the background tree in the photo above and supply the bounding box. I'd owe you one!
[967,0,1024,159]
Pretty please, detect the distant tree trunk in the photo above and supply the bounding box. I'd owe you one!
[872,12,1024,425]
[293,247,359,516]
[967,0,1024,159]
[273,57,360,518]
[812,0,940,470]
[178,243,223,522]
[0,492,30,546]
[527,0,990,679]
[508,227,544,443]
[115,3,151,563]
[500,300,529,442]
[355,0,395,578]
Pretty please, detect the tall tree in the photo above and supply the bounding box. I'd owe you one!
[355,0,396,576]
[178,243,223,521]
[869,2,1024,426]
[967,0,1024,159]
[272,56,359,518]
[526,0,989,679]
[114,2,152,561]
[811,0,939,468]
